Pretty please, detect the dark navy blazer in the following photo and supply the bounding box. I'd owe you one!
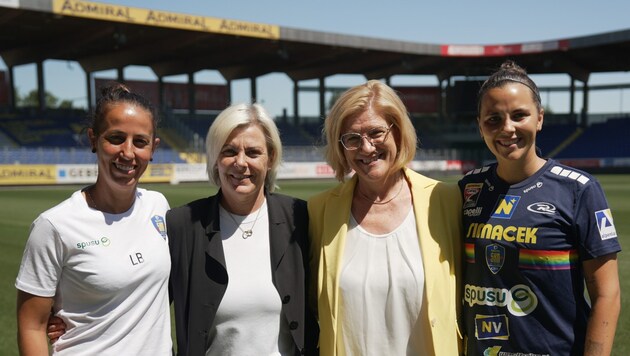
[166,190,318,356]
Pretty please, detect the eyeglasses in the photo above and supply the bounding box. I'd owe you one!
[339,124,394,150]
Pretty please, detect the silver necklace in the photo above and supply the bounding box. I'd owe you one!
[225,205,263,239]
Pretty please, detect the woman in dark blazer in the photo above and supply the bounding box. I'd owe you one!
[167,103,318,356]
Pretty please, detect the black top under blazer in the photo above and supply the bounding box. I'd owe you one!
[166,190,318,356]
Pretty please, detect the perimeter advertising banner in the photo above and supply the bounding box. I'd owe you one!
[0,164,173,185]
[140,164,174,183]
[278,162,336,179]
[0,161,475,185]
[57,164,98,184]
[172,163,207,183]
[0,165,57,185]
[56,164,175,184]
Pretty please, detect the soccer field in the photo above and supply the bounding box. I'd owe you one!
[1,175,628,354]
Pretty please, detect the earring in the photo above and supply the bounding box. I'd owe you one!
[91,148,96,153]
[150,158,153,162]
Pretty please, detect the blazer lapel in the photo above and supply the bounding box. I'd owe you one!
[204,193,227,270]
[200,193,229,338]
[321,175,356,320]
[406,168,439,314]
[267,193,290,272]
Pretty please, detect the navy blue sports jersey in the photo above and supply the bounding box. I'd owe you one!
[458,159,621,356]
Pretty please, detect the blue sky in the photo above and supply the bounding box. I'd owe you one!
[4,0,630,116]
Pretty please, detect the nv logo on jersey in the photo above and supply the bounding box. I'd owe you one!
[491,195,521,219]
[475,314,509,340]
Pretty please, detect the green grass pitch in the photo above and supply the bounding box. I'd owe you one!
[0,175,628,354]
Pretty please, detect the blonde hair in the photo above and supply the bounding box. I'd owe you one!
[206,103,282,192]
[323,80,417,181]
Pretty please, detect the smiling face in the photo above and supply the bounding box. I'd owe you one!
[341,108,398,184]
[216,124,271,209]
[478,83,543,166]
[89,102,158,193]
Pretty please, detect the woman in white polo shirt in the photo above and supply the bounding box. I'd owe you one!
[16,82,172,355]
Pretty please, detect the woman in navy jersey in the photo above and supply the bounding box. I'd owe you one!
[459,60,621,355]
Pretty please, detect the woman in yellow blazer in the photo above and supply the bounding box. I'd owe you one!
[308,80,462,355]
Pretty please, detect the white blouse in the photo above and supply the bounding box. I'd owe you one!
[208,202,292,356]
[338,208,429,355]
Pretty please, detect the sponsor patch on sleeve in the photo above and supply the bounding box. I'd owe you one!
[594,209,617,240]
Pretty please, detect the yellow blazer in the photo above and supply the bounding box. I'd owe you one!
[308,167,462,355]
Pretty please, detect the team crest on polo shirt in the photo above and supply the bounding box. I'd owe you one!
[151,215,167,240]
[486,244,505,274]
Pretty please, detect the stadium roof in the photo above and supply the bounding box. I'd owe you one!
[4,0,630,83]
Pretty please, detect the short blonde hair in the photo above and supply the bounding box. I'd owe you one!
[206,103,282,192]
[324,80,417,181]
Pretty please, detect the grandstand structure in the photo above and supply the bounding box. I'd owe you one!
[1,0,630,174]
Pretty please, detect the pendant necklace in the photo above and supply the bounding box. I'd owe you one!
[226,205,263,239]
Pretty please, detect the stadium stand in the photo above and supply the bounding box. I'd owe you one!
[276,121,318,146]
[0,109,186,164]
[171,113,217,139]
[536,122,580,158]
[2,108,628,166]
[0,113,83,147]
[553,117,630,159]
[0,146,186,164]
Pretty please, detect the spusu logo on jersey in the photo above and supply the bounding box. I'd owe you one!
[464,283,538,317]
